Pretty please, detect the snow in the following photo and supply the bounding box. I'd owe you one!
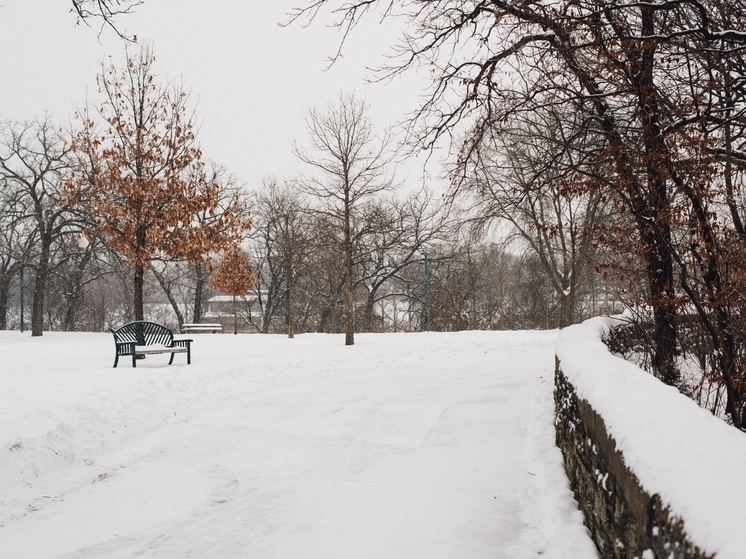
[0,329,597,558]
[556,317,746,559]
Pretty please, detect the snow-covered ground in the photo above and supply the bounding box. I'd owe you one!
[0,330,597,558]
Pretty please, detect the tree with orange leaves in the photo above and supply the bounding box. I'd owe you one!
[209,245,256,335]
[64,43,250,321]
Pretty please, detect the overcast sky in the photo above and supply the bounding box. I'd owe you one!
[0,1,443,192]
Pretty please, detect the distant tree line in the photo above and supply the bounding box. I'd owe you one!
[0,121,619,337]
[0,43,621,342]
[0,146,619,337]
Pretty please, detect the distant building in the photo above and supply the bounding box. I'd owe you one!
[203,293,264,332]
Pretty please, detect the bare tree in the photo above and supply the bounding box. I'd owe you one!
[250,179,312,337]
[465,108,611,328]
[0,117,83,336]
[52,236,111,331]
[295,92,396,345]
[354,188,447,331]
[0,186,33,330]
[70,0,143,39]
[303,213,348,334]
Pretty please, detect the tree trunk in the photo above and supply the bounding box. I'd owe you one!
[646,243,678,386]
[232,294,238,335]
[363,289,377,333]
[637,7,679,387]
[31,243,50,337]
[558,278,575,329]
[590,268,596,317]
[261,288,273,334]
[0,273,11,330]
[63,286,83,332]
[467,249,478,330]
[343,191,355,346]
[498,252,505,330]
[192,262,208,323]
[151,265,185,327]
[134,263,145,321]
[287,250,295,339]
[134,219,147,321]
[63,246,94,332]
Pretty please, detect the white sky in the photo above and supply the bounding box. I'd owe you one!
[0,0,444,193]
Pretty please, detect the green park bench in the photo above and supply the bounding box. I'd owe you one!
[110,321,192,368]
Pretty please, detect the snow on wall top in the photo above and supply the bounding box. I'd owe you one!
[556,316,746,559]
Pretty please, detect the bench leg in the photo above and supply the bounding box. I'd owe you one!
[113,353,119,368]
[167,350,190,365]
[132,353,137,368]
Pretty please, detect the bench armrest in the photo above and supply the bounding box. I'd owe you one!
[172,338,192,365]
[113,341,136,368]
[116,341,136,355]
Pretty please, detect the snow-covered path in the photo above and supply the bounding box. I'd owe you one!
[0,330,597,558]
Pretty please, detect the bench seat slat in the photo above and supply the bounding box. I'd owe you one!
[181,323,223,334]
[135,346,188,355]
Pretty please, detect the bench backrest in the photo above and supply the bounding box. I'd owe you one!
[111,321,174,347]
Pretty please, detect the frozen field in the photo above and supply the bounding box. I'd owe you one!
[0,330,597,558]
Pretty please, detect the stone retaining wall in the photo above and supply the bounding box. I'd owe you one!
[554,359,712,559]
